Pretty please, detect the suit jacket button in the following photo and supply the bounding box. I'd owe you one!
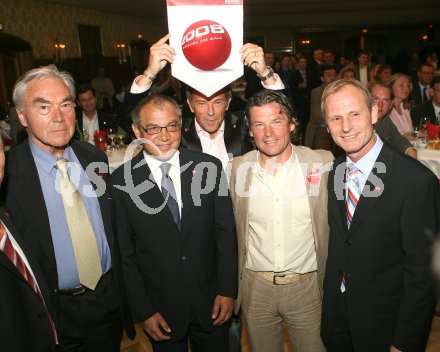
[345,240,351,247]
[38,312,46,318]
[181,256,186,261]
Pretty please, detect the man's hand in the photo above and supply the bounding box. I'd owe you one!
[239,43,267,76]
[390,346,402,352]
[137,34,176,87]
[211,295,234,325]
[141,312,172,341]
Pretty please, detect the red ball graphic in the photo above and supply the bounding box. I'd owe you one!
[181,20,232,71]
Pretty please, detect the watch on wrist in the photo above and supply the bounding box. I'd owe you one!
[142,72,156,82]
[258,66,274,81]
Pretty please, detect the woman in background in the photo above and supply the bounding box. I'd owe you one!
[389,73,414,141]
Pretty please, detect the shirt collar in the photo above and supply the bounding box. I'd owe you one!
[254,144,296,176]
[82,110,98,121]
[346,134,383,177]
[194,119,225,139]
[143,149,180,174]
[29,138,73,175]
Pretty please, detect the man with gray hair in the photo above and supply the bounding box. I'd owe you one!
[2,64,134,351]
[228,90,333,352]
[321,79,439,351]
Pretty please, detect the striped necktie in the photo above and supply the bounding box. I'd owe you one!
[346,163,360,228]
[341,163,360,293]
[0,221,58,343]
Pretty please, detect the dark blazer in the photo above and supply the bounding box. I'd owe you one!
[410,100,437,128]
[1,139,135,339]
[355,65,373,83]
[109,148,238,341]
[74,109,118,137]
[321,144,439,351]
[118,90,253,157]
[0,210,57,352]
[409,80,428,107]
[374,115,413,155]
[182,112,253,158]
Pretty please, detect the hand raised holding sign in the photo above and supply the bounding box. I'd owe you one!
[137,34,176,87]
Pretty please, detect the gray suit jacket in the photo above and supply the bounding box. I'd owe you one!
[228,146,333,313]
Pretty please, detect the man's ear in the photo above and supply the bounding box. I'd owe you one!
[225,96,232,111]
[371,104,379,124]
[187,98,195,113]
[132,123,142,139]
[16,109,28,128]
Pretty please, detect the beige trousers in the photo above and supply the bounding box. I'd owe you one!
[241,269,325,352]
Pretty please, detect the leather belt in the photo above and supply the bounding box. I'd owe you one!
[59,285,89,296]
[257,271,315,285]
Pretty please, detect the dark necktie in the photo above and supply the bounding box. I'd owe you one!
[0,221,58,343]
[160,163,181,231]
[423,87,428,104]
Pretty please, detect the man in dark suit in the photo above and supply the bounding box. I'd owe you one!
[409,63,435,108]
[75,84,118,143]
[2,65,134,351]
[109,92,237,351]
[321,79,439,351]
[291,57,313,137]
[354,51,373,86]
[411,75,440,128]
[0,137,58,352]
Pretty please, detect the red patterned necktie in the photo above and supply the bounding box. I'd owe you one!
[0,221,58,344]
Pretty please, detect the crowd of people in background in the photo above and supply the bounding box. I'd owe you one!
[0,35,439,352]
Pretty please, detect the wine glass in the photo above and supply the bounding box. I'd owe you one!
[418,116,429,145]
[82,129,89,142]
[117,134,126,149]
[107,127,117,149]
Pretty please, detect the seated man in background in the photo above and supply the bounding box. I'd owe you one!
[368,81,417,158]
[75,85,118,144]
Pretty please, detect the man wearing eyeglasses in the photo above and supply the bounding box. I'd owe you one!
[109,92,238,351]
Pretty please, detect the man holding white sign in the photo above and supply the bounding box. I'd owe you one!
[119,34,284,170]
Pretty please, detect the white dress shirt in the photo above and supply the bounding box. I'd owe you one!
[82,111,99,145]
[195,119,230,170]
[143,151,182,217]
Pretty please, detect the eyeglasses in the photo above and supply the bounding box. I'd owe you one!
[137,122,181,135]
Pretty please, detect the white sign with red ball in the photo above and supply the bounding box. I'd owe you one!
[166,0,243,97]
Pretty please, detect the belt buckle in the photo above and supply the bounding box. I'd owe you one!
[273,274,286,285]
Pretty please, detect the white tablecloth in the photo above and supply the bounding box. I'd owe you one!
[417,149,440,179]
[107,146,142,173]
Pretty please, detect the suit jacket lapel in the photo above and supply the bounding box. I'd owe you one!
[179,150,194,234]
[348,145,393,236]
[72,141,115,247]
[8,142,56,266]
[329,157,349,237]
[130,151,179,231]
[224,113,242,157]
[0,209,54,311]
